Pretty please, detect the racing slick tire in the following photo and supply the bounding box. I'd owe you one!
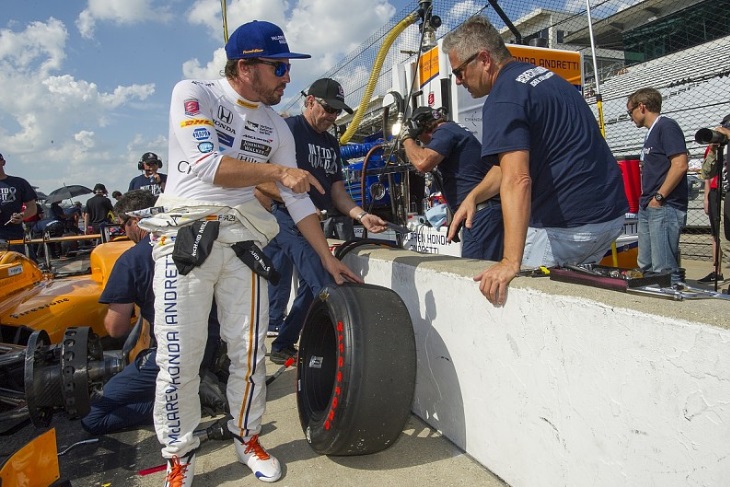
[296,282,416,456]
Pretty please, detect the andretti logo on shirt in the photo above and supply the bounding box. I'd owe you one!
[240,140,272,157]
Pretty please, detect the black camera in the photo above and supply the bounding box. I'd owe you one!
[694,116,730,145]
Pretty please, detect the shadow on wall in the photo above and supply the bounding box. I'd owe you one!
[390,254,467,450]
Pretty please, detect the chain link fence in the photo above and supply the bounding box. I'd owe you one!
[287,0,730,260]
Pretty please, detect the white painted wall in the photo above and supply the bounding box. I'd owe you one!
[344,248,730,487]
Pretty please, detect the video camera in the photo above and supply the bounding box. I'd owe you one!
[694,116,730,145]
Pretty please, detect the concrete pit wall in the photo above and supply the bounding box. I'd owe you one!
[343,246,730,487]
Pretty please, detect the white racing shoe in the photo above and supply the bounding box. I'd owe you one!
[235,434,282,482]
[163,451,195,487]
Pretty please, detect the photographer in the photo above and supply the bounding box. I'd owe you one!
[710,122,730,292]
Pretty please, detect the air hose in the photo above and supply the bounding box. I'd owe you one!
[339,12,419,145]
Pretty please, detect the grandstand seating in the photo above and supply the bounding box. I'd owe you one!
[587,34,730,158]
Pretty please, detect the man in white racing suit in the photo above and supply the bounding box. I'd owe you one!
[137,20,360,486]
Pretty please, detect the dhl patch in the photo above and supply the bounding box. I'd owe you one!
[180,119,214,128]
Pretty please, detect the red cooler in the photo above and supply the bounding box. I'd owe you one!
[616,156,641,214]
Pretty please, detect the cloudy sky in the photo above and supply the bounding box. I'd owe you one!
[1,0,416,197]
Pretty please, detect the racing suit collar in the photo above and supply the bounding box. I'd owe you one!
[220,78,260,110]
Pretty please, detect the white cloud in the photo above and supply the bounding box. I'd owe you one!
[179,0,401,109]
[186,0,289,38]
[77,0,173,39]
[0,18,67,76]
[74,130,96,148]
[0,17,159,193]
[182,48,228,80]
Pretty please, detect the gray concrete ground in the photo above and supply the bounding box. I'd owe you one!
[5,337,508,487]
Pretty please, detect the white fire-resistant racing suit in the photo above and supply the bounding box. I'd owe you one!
[138,78,317,460]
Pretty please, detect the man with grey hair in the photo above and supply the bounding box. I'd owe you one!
[443,16,628,306]
[258,78,388,365]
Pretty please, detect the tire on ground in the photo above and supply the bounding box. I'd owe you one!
[296,282,416,456]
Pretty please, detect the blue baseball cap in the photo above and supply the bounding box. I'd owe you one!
[225,20,311,60]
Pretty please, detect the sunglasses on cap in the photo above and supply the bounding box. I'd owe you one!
[249,59,291,77]
[314,97,342,115]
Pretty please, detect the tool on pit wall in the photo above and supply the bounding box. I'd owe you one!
[517,266,551,277]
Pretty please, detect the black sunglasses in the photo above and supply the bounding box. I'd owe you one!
[249,59,291,77]
[315,97,342,115]
[452,52,479,80]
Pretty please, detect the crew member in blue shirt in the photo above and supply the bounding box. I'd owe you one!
[443,16,628,305]
[627,87,688,283]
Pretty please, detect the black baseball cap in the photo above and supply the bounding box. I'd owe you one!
[225,20,311,60]
[307,78,353,114]
[94,183,107,193]
[141,152,161,164]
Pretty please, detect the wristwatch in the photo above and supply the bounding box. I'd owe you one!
[356,211,368,223]
[654,192,665,203]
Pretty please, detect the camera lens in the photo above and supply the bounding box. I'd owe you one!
[695,128,728,145]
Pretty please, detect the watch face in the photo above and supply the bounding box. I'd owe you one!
[655,193,664,201]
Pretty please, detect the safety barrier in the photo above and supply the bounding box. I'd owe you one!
[343,246,730,487]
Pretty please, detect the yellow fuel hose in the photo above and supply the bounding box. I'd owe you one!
[339,12,419,145]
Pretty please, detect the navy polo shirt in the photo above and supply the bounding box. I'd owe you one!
[639,116,688,210]
[285,115,343,213]
[426,121,496,210]
[480,61,627,228]
[99,235,155,326]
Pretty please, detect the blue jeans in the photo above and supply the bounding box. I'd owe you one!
[460,200,504,261]
[322,215,355,241]
[638,205,687,280]
[264,208,334,352]
[81,306,221,435]
[523,215,625,267]
[81,349,158,435]
[267,249,293,332]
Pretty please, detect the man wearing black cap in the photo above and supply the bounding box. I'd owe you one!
[259,78,387,365]
[83,183,113,235]
[136,21,360,486]
[129,152,167,195]
[0,153,38,254]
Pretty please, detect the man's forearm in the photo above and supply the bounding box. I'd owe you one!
[500,179,531,266]
[658,155,689,197]
[256,182,282,202]
[296,214,334,262]
[463,166,502,205]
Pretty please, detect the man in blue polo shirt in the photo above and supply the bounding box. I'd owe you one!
[128,152,167,196]
[0,153,38,254]
[402,106,503,260]
[627,87,688,283]
[442,16,628,305]
[258,78,388,364]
